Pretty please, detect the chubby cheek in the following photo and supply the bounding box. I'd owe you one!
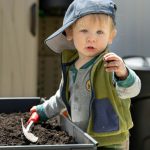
[97,38,109,48]
[74,41,83,52]
[73,36,84,49]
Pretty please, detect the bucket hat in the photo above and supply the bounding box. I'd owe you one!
[45,0,117,53]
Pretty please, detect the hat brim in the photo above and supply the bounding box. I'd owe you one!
[45,19,76,53]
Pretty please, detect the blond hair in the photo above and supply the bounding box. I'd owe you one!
[73,14,116,30]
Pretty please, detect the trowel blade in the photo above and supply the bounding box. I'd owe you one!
[21,118,38,143]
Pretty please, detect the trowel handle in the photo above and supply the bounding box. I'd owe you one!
[27,112,39,124]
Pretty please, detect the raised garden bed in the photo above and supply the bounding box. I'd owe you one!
[0,97,98,150]
[0,112,75,145]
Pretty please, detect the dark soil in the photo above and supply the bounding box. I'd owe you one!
[0,112,75,146]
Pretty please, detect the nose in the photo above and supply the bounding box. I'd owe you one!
[86,33,96,43]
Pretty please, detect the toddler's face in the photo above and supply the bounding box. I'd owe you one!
[66,14,116,59]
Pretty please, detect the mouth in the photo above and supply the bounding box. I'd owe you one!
[86,46,95,51]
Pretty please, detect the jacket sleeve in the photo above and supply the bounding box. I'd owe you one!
[36,77,66,120]
[114,67,141,99]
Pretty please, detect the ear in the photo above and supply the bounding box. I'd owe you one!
[108,29,117,44]
[65,27,73,41]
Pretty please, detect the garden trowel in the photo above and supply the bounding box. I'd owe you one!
[21,112,39,143]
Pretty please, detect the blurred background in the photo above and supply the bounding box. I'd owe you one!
[0,0,150,149]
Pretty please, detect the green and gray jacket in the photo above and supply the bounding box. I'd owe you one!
[36,49,141,146]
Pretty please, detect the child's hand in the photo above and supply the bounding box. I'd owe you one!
[103,53,128,80]
[30,106,37,114]
[30,104,48,122]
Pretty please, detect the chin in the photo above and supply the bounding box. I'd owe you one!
[87,52,100,57]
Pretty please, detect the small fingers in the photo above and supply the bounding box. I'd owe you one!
[104,60,121,72]
[104,60,120,67]
[30,106,37,114]
[103,53,124,73]
[105,65,119,72]
[103,53,120,62]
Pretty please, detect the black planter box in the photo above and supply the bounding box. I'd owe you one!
[0,97,98,150]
